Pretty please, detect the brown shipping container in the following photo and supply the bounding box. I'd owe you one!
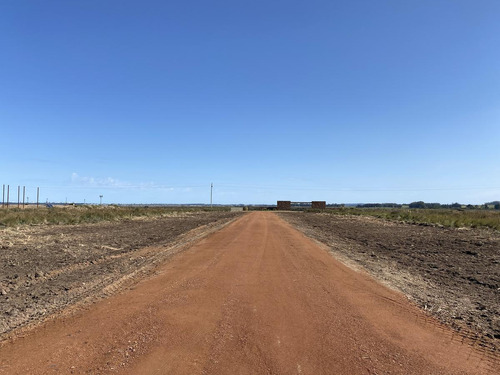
[311,201,326,209]
[277,201,292,210]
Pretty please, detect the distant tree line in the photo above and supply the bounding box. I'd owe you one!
[407,201,463,209]
[486,201,500,210]
[356,203,402,208]
[355,201,500,210]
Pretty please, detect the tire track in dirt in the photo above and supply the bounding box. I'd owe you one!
[0,214,240,342]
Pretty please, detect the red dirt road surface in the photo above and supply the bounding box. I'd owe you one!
[1,212,498,374]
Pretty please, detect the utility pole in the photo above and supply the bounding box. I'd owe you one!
[210,183,213,208]
[37,187,39,208]
[2,184,4,208]
[99,195,103,205]
[23,186,25,209]
[6,185,9,208]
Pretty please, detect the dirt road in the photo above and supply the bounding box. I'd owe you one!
[0,212,497,374]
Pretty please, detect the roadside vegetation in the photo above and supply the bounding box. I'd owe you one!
[0,205,229,227]
[310,207,500,231]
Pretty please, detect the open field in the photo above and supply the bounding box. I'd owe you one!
[1,212,497,374]
[317,207,500,231]
[0,205,229,227]
[279,211,500,351]
[0,211,241,339]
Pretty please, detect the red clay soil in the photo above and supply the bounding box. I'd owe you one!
[0,212,498,374]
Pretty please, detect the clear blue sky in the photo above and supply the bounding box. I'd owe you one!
[1,0,499,204]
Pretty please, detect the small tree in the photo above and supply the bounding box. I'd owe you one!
[409,201,425,209]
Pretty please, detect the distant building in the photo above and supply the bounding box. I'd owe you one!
[277,201,291,210]
[311,201,326,209]
[277,200,326,210]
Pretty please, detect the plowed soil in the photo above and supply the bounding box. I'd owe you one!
[278,211,500,351]
[1,212,498,374]
[0,211,241,339]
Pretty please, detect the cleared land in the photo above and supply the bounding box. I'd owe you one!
[315,207,500,231]
[279,211,500,351]
[0,212,498,374]
[0,211,241,338]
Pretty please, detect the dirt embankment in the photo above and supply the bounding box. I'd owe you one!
[0,211,242,339]
[278,212,500,350]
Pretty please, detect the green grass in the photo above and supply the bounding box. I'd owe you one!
[310,207,500,231]
[0,205,229,227]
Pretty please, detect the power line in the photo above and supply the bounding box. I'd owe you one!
[37,184,208,190]
[17,183,500,194]
[215,184,500,192]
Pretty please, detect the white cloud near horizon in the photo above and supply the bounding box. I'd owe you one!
[71,173,164,190]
